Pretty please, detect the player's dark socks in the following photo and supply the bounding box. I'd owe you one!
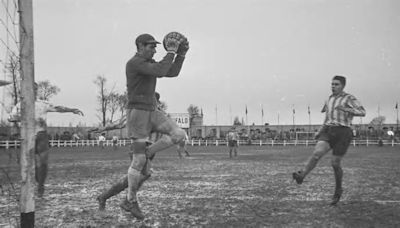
[330,166,343,205]
[292,171,304,184]
[97,176,128,210]
[333,166,343,190]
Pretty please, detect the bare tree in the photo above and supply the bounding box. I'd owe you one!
[116,92,128,120]
[37,80,60,101]
[94,75,110,126]
[369,116,385,126]
[187,104,199,117]
[107,92,120,123]
[369,116,386,138]
[6,55,20,106]
[187,104,200,127]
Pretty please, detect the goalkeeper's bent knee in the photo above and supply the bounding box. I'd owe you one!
[129,153,147,171]
[128,139,148,171]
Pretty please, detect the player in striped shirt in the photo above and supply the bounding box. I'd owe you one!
[292,75,366,206]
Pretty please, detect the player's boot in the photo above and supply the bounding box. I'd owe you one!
[292,171,304,184]
[330,188,343,206]
[120,198,144,220]
[97,176,128,211]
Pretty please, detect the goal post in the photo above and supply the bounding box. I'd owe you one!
[19,0,36,226]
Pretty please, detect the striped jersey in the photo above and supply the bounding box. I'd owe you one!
[321,92,366,127]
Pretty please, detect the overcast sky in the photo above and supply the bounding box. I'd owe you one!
[1,0,400,126]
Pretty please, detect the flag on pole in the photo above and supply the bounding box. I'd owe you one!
[245,105,248,115]
[308,105,310,114]
[293,108,295,114]
[215,105,218,125]
[396,102,398,109]
[261,104,264,117]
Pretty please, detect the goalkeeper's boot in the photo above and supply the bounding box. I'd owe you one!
[330,188,343,206]
[292,171,304,184]
[97,176,128,211]
[120,198,144,220]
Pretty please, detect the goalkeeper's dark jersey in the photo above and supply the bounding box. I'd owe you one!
[126,53,185,111]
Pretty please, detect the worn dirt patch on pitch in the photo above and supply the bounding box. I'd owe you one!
[1,146,400,227]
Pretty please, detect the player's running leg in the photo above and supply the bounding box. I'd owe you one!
[35,131,50,198]
[292,141,330,184]
[330,155,343,205]
[97,142,153,211]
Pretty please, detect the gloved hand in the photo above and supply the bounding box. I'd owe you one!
[163,32,186,54]
[177,39,189,57]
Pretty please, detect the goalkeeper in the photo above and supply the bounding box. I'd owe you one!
[117,32,188,219]
[92,92,189,212]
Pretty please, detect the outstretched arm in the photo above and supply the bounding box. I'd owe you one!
[88,116,127,132]
[51,106,84,116]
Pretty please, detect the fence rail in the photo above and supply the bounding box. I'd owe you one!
[0,139,399,149]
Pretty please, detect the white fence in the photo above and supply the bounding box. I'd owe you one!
[0,139,399,149]
[187,139,400,147]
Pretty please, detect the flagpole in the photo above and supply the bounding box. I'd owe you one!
[215,105,218,125]
[229,105,232,125]
[278,112,281,139]
[277,112,280,125]
[245,105,248,126]
[396,102,399,136]
[308,105,311,139]
[292,104,295,139]
[261,104,264,125]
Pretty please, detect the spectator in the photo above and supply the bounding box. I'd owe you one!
[98,133,106,148]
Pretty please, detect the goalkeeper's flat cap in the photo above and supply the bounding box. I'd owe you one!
[135,34,161,46]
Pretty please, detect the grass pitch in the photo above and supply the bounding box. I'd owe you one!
[1,145,400,227]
